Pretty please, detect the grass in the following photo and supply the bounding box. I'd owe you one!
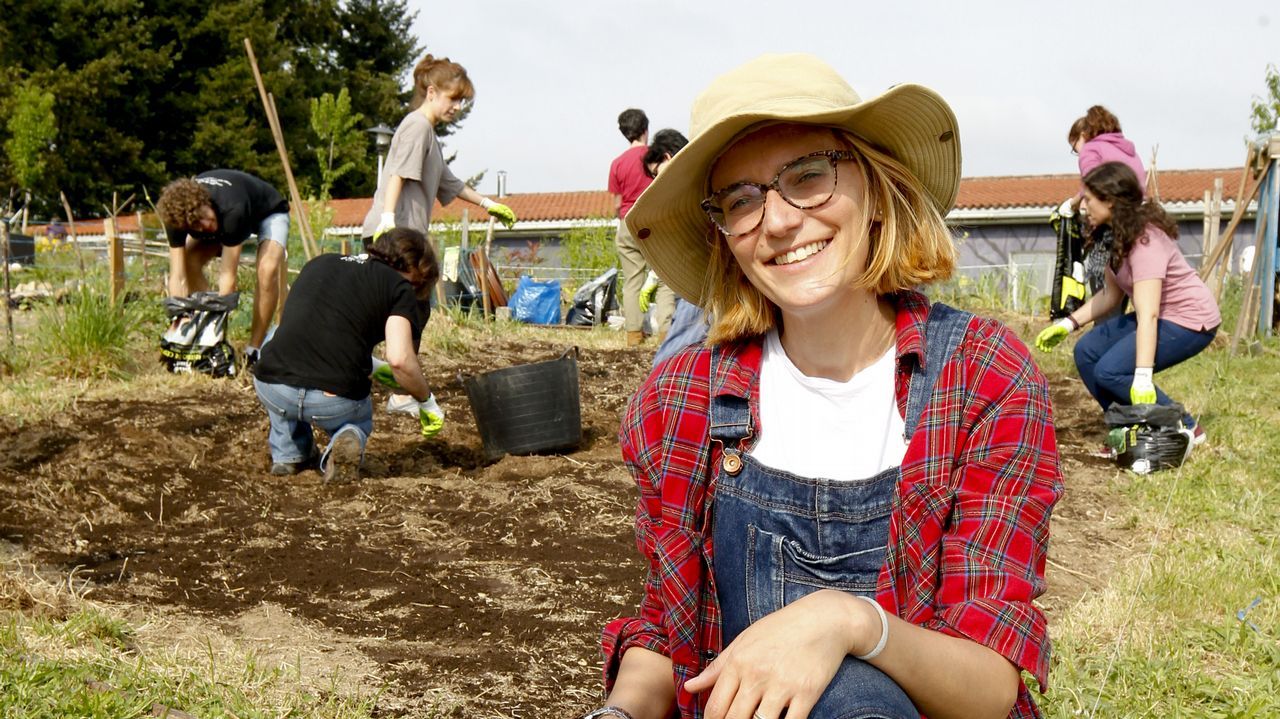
[0,559,381,719]
[1024,295,1280,716]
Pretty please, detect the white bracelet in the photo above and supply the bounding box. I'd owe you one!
[479,197,495,210]
[854,595,890,661]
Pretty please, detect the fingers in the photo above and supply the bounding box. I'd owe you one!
[683,659,720,693]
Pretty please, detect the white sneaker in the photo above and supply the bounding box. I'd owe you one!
[321,426,364,482]
[385,394,420,416]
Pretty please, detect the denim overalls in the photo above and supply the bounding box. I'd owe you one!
[710,304,970,719]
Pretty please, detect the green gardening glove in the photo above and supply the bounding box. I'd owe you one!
[639,271,659,312]
[1034,318,1074,352]
[370,356,405,391]
[1130,368,1157,404]
[483,200,516,229]
[418,394,445,438]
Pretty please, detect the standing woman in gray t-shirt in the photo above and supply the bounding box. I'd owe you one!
[361,54,517,243]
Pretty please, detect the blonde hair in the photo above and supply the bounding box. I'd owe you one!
[157,178,212,231]
[702,129,956,344]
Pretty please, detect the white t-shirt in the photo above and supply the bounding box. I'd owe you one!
[750,330,907,481]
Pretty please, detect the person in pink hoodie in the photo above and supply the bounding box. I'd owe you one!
[1057,105,1147,311]
[1068,105,1146,191]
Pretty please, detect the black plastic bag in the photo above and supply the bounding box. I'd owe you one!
[160,291,239,378]
[565,268,618,327]
[1103,402,1189,474]
[1049,211,1086,319]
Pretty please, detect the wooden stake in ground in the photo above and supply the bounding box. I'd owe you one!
[136,210,148,286]
[268,92,317,256]
[58,191,86,278]
[243,38,316,261]
[1231,167,1274,353]
[481,218,495,317]
[2,218,13,348]
[106,216,124,303]
[1200,145,1265,288]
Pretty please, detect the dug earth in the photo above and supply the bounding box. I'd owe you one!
[0,330,1129,716]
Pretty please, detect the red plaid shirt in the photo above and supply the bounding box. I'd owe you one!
[602,292,1062,719]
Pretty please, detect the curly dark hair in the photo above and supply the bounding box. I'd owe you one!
[157,178,212,231]
[1068,105,1123,146]
[1083,162,1178,270]
[367,227,439,298]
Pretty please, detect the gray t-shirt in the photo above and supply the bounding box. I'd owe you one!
[361,111,465,237]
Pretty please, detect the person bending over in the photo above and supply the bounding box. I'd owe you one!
[252,228,445,481]
[158,169,290,364]
[1036,161,1220,448]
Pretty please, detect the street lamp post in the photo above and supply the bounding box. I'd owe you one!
[365,124,395,188]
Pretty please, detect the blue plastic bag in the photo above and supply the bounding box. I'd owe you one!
[510,276,562,325]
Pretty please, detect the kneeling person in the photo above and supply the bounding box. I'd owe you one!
[252,228,444,481]
[158,169,290,363]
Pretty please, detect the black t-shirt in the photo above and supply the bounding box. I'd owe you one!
[167,169,289,248]
[254,254,426,399]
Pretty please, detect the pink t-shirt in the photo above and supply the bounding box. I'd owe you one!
[608,145,652,218]
[1111,225,1221,331]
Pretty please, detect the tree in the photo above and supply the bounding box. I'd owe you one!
[309,88,366,199]
[1250,63,1280,138]
[3,80,56,200]
[0,0,423,216]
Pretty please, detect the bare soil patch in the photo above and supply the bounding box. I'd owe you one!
[0,330,1130,716]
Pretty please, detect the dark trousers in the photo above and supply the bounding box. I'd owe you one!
[1073,313,1216,425]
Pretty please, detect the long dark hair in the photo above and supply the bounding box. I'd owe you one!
[1083,161,1178,269]
[367,227,439,298]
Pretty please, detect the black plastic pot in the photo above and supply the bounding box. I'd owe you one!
[461,347,582,461]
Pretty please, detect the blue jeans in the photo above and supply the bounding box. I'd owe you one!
[253,378,372,463]
[1073,313,1217,424]
[652,299,709,367]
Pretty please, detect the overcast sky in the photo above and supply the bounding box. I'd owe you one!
[406,1,1280,196]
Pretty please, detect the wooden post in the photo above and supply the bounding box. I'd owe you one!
[1200,149,1265,287]
[268,92,317,256]
[2,219,13,348]
[136,210,149,285]
[244,38,316,259]
[59,191,86,278]
[1232,170,1273,353]
[106,216,124,303]
[481,218,495,317]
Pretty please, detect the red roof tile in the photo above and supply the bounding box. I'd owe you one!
[329,191,615,228]
[25,168,1250,236]
[956,168,1245,209]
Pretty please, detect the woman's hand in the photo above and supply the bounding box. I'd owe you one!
[684,589,869,719]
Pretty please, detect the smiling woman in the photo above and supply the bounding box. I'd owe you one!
[584,54,1064,719]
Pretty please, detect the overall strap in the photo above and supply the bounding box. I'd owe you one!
[902,302,973,440]
[708,346,753,447]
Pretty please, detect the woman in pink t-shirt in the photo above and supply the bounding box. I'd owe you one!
[1036,162,1220,445]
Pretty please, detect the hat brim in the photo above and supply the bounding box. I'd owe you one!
[625,83,960,306]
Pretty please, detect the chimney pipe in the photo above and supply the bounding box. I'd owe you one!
[497,170,508,198]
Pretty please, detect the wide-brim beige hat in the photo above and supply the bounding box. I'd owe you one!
[626,53,961,306]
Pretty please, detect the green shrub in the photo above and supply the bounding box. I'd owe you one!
[559,222,617,276]
[34,284,148,379]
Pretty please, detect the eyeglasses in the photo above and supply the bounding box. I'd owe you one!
[701,150,858,237]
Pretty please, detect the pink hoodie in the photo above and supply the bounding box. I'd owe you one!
[1078,132,1147,192]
